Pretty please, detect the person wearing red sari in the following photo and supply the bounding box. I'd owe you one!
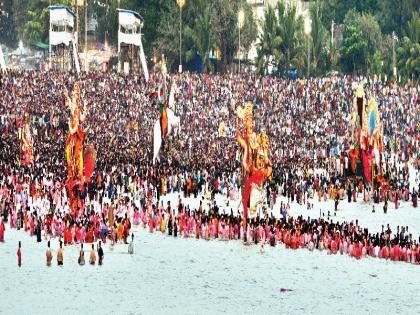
[23,213,28,232]
[85,227,94,243]
[195,222,200,239]
[123,217,130,244]
[17,241,22,267]
[0,219,5,242]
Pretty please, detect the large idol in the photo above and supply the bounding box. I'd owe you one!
[236,102,272,234]
[64,83,96,216]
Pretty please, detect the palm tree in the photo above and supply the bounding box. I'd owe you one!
[153,1,180,70]
[184,3,215,72]
[276,0,305,72]
[397,12,420,80]
[255,5,282,75]
[397,37,420,80]
[406,11,420,43]
[310,1,327,75]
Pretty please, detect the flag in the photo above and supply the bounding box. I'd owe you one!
[157,82,165,102]
[168,83,176,112]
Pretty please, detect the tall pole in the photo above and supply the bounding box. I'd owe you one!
[304,18,311,79]
[49,6,51,70]
[392,31,396,78]
[176,0,185,72]
[85,0,88,72]
[179,4,182,72]
[76,2,79,47]
[237,10,244,75]
[238,26,241,74]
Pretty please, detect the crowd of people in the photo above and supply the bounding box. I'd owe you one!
[0,70,419,265]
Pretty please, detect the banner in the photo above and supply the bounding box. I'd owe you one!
[139,40,149,82]
[0,45,6,72]
[72,40,80,74]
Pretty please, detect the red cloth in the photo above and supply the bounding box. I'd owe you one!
[382,247,389,259]
[290,235,298,250]
[242,170,264,219]
[361,147,374,185]
[348,148,358,173]
[353,243,362,260]
[83,145,96,182]
[331,240,338,254]
[0,223,4,242]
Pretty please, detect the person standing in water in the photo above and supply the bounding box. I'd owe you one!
[98,241,104,265]
[35,218,42,243]
[17,241,22,267]
[57,241,64,266]
[128,234,134,255]
[46,241,52,267]
[89,244,96,265]
[0,219,5,242]
[78,243,85,266]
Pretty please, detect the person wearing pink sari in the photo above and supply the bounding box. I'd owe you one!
[183,221,189,238]
[141,210,147,228]
[204,223,210,240]
[361,245,367,257]
[81,226,86,243]
[400,246,407,262]
[133,209,140,226]
[265,225,271,243]
[75,225,82,244]
[411,246,417,264]
[188,216,195,236]
[222,224,228,240]
[9,209,16,229]
[381,246,389,259]
[348,242,354,257]
[29,216,34,236]
[148,214,154,233]
[331,239,338,254]
[274,226,281,245]
[248,225,254,243]
[155,212,162,232]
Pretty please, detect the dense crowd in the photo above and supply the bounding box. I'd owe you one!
[0,70,419,264]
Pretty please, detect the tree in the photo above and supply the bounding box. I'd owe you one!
[0,0,17,47]
[16,0,72,46]
[184,2,215,72]
[210,0,256,73]
[239,2,258,61]
[95,0,118,44]
[255,4,282,75]
[309,1,328,75]
[152,0,180,71]
[340,25,367,73]
[12,0,30,42]
[276,0,305,72]
[377,0,418,36]
[318,0,379,30]
[406,11,420,44]
[341,10,382,74]
[397,12,420,80]
[137,0,170,57]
